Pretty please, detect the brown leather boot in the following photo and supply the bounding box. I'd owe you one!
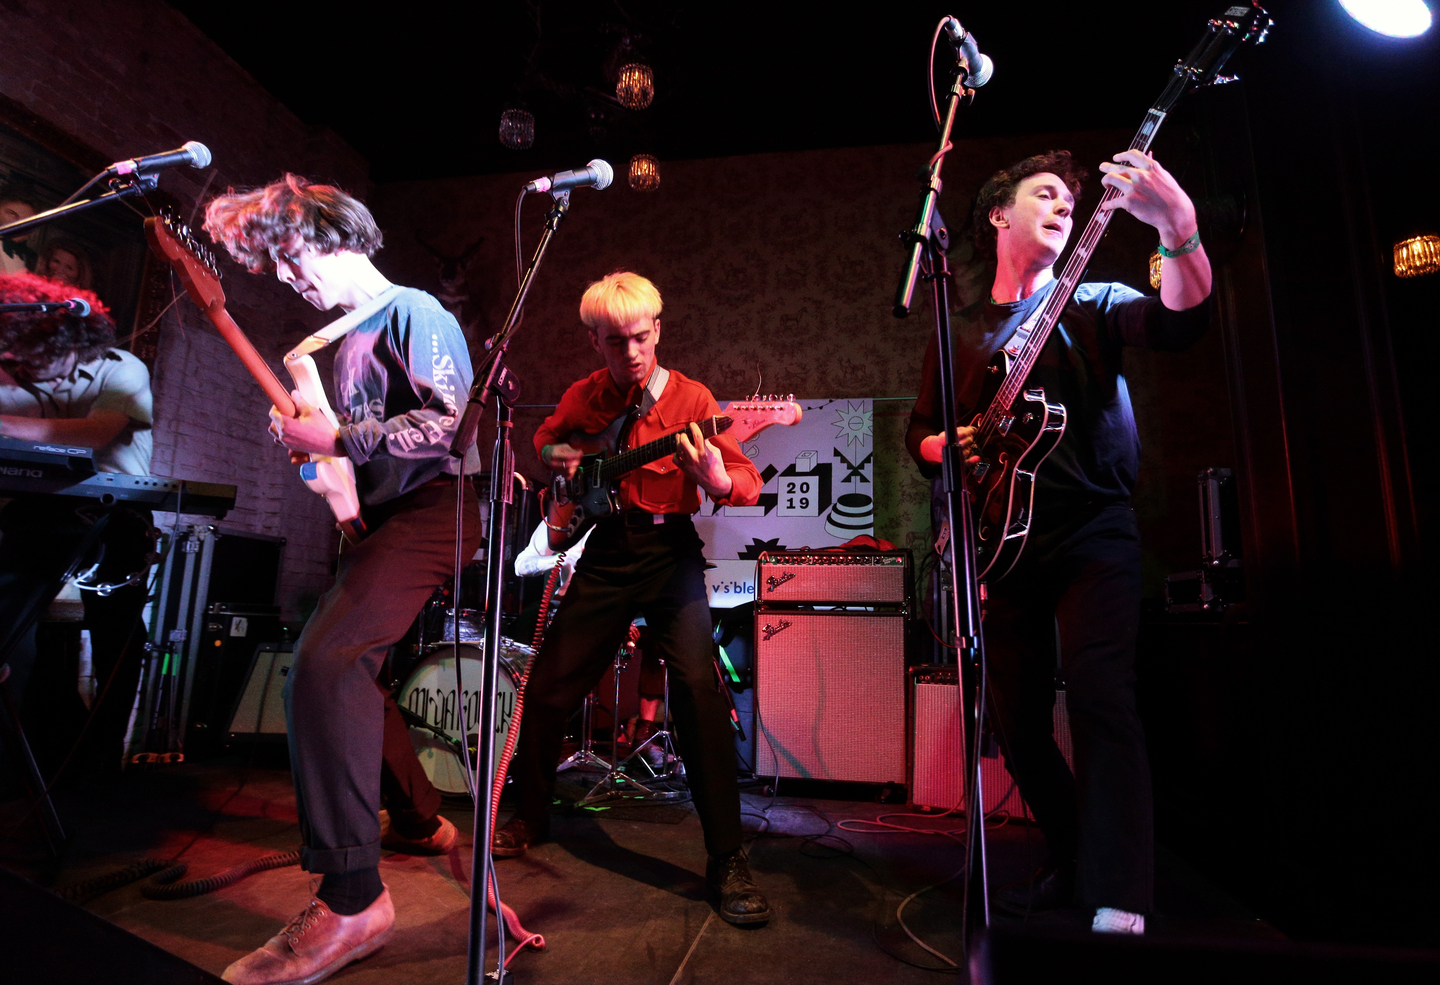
[221,888,394,984]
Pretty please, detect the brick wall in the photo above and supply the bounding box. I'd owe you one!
[0,0,371,619]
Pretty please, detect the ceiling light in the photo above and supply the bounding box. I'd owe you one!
[629,154,660,192]
[616,63,655,111]
[1339,0,1433,38]
[498,108,535,150]
[1394,234,1440,277]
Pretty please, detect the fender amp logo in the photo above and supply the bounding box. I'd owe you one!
[761,619,792,642]
[765,571,795,593]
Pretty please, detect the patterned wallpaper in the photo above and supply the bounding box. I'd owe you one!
[373,129,1235,597]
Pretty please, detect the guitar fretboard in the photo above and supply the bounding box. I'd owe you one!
[976,106,1167,446]
[594,415,733,484]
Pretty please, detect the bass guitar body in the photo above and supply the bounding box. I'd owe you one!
[969,350,1067,582]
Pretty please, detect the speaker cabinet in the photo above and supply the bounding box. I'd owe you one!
[755,610,906,783]
[227,643,294,739]
[909,666,1073,817]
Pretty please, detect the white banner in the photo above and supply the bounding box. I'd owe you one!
[697,398,875,608]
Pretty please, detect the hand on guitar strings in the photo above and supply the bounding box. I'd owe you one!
[673,422,734,500]
[919,426,981,466]
[269,390,343,462]
[541,442,584,479]
[1096,150,1198,249]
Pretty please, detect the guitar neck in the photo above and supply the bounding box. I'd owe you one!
[596,416,731,485]
[978,106,1168,439]
[205,303,297,418]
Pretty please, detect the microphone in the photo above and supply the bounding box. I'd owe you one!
[523,159,614,195]
[63,298,91,317]
[108,141,213,176]
[941,18,994,87]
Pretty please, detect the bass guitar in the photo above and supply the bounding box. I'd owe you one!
[543,397,802,550]
[968,3,1271,581]
[143,213,367,542]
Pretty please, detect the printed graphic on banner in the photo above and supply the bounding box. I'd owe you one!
[697,398,874,608]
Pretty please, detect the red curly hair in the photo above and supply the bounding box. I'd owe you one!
[0,272,114,363]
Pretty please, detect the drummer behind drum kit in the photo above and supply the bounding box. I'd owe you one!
[393,600,685,801]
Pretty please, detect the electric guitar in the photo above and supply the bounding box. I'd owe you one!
[542,397,802,550]
[143,213,366,542]
[968,3,1270,582]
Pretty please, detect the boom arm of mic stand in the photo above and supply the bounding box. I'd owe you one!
[449,192,571,460]
[891,59,991,950]
[0,174,158,240]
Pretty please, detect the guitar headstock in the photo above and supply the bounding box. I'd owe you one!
[143,211,225,312]
[1155,3,1273,114]
[721,396,804,444]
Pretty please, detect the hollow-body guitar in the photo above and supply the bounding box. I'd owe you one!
[968,4,1270,581]
[543,398,802,551]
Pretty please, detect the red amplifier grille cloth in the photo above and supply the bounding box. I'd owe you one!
[910,677,1073,817]
[758,554,907,604]
[755,612,906,783]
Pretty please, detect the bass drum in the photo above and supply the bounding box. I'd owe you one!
[396,640,534,795]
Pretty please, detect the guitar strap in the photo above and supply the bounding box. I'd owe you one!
[1001,291,1049,360]
[285,284,406,361]
[637,364,669,419]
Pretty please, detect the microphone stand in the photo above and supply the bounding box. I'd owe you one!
[893,56,991,952]
[448,190,572,985]
[0,173,158,241]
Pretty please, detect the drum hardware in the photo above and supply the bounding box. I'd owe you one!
[579,626,685,807]
[394,639,533,796]
[618,660,684,784]
[554,684,612,774]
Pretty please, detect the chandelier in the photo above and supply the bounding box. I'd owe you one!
[629,154,660,192]
[616,63,655,111]
[498,108,535,150]
[1393,234,1440,279]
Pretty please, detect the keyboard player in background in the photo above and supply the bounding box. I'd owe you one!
[0,271,155,783]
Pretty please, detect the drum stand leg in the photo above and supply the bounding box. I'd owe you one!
[621,663,684,789]
[556,688,610,773]
[580,655,683,806]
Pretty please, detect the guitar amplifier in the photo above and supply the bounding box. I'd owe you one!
[908,666,1074,817]
[755,610,906,784]
[227,643,295,739]
[756,550,910,606]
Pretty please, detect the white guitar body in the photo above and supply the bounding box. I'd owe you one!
[285,352,363,532]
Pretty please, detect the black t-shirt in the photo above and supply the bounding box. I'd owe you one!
[907,279,1209,532]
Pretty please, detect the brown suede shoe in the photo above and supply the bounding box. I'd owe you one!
[381,814,459,856]
[221,888,395,985]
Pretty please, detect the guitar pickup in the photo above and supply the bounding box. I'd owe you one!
[998,415,1015,435]
[971,461,990,481]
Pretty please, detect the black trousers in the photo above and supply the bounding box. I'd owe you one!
[509,514,742,857]
[285,479,482,873]
[982,501,1152,914]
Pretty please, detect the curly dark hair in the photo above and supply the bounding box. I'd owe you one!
[970,150,1087,260]
[0,271,114,363]
[202,174,383,274]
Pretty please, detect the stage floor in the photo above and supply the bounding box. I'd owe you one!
[0,759,1282,983]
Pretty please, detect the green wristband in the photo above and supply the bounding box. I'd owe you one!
[1157,231,1201,258]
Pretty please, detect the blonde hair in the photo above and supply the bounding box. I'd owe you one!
[579,271,662,333]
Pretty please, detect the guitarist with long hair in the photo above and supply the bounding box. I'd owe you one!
[203,176,482,984]
[907,150,1211,934]
[493,271,772,926]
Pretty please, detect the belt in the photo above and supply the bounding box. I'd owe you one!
[620,510,690,527]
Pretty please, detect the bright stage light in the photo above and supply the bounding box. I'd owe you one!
[1339,0,1433,38]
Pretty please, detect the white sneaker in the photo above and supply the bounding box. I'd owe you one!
[1092,907,1145,934]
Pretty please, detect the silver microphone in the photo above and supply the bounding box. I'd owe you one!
[941,18,995,87]
[524,159,614,195]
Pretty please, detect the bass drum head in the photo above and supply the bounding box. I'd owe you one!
[396,640,534,795]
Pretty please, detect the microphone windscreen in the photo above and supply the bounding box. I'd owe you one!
[971,53,995,87]
[184,141,213,169]
[65,298,92,317]
[589,159,614,190]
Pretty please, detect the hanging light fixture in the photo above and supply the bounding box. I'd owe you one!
[1394,233,1440,278]
[629,154,660,191]
[1148,248,1164,290]
[498,107,535,150]
[616,63,655,110]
